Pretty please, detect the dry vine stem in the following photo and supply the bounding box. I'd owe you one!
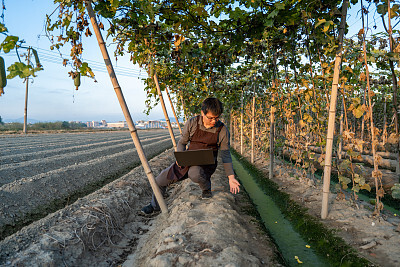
[361,0,383,215]
[85,0,167,213]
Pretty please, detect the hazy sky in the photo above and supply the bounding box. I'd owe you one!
[0,0,176,123]
[0,1,385,123]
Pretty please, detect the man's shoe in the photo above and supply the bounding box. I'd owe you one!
[201,190,213,199]
[141,204,160,215]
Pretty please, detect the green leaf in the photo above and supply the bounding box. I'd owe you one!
[268,9,279,19]
[79,62,95,78]
[0,35,19,53]
[274,2,285,10]
[6,62,32,79]
[377,4,387,15]
[0,23,7,33]
[391,183,400,199]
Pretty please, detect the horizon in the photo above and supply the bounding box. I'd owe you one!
[1,116,184,124]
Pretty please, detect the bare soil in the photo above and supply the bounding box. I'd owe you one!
[2,130,399,266]
[1,149,282,266]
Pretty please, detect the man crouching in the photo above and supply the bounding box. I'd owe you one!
[141,97,240,215]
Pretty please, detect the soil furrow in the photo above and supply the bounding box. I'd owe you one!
[0,135,170,184]
[0,131,168,155]
[0,136,177,240]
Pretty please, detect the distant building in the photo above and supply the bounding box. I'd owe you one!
[101,120,107,127]
[107,121,128,128]
[135,120,167,129]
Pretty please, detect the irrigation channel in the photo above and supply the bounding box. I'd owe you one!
[231,151,372,266]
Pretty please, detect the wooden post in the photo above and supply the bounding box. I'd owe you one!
[23,48,31,134]
[321,0,349,219]
[153,72,177,151]
[165,87,182,135]
[85,0,167,213]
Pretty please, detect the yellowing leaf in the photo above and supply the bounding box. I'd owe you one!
[361,184,371,192]
[353,107,365,118]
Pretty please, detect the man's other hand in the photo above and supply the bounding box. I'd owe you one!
[228,175,240,194]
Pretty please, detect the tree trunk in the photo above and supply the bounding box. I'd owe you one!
[165,87,182,135]
[321,0,349,219]
[153,72,177,151]
[85,0,168,213]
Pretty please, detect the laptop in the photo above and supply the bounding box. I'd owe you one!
[174,149,215,166]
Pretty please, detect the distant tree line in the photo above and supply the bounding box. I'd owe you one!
[0,121,87,131]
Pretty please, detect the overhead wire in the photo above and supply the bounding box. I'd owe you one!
[0,45,149,78]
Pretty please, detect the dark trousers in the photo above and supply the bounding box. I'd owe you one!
[151,164,212,209]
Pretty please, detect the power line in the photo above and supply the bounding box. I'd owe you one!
[0,46,149,78]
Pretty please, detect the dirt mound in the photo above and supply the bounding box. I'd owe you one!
[1,149,281,266]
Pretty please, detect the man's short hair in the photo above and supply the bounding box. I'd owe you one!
[201,97,223,116]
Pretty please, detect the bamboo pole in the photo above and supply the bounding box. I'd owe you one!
[23,48,31,134]
[180,92,187,123]
[321,0,349,219]
[338,97,344,160]
[251,86,256,163]
[383,97,387,145]
[230,110,233,146]
[153,72,177,151]
[165,86,182,135]
[240,90,244,155]
[85,0,167,213]
[269,100,275,180]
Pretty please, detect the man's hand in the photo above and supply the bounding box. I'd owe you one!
[228,175,240,194]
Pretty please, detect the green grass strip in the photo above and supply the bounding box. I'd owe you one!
[231,149,373,267]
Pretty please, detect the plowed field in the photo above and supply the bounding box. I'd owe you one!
[0,129,177,240]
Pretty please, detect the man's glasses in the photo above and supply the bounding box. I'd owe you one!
[204,114,220,121]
